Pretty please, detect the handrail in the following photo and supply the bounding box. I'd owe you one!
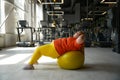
[0,7,14,29]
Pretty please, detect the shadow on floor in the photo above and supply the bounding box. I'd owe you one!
[80,63,120,74]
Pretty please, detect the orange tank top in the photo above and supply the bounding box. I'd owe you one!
[54,37,84,55]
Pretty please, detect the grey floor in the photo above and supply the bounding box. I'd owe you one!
[0,47,120,80]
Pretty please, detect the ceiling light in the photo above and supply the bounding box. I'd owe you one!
[54,5,62,10]
[100,0,117,4]
[54,6,61,10]
[40,0,64,4]
[81,18,93,21]
[88,11,107,15]
[47,11,64,15]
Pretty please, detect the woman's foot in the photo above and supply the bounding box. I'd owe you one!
[23,64,34,70]
[34,61,39,64]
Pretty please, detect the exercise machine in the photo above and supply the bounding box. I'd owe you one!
[16,20,35,47]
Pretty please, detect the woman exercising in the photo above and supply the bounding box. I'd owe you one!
[23,31,85,70]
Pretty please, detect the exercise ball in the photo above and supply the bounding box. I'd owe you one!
[57,51,84,70]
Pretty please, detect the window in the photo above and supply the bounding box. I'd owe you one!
[0,0,5,33]
[0,0,1,24]
[0,0,25,34]
[14,0,25,20]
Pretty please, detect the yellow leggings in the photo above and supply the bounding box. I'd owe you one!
[29,42,60,65]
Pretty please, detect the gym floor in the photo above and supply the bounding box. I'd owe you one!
[0,47,120,80]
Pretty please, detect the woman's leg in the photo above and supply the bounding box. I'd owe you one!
[23,46,43,70]
[23,43,59,70]
[28,46,42,65]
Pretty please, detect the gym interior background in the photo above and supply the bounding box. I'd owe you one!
[0,0,120,80]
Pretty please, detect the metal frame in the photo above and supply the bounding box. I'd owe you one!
[38,0,64,4]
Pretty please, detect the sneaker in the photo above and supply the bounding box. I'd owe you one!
[34,61,39,64]
[23,64,34,70]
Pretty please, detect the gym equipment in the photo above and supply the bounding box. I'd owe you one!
[57,51,84,70]
[16,20,35,47]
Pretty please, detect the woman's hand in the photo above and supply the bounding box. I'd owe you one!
[76,32,85,44]
[73,31,84,38]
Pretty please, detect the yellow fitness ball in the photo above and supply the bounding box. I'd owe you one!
[57,51,84,70]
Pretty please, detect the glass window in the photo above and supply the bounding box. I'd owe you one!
[0,0,5,33]
[0,0,1,24]
[14,0,25,20]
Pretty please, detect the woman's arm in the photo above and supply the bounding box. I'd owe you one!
[73,31,84,38]
[76,33,85,44]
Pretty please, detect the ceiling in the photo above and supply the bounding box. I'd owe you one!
[37,0,117,21]
[62,0,117,18]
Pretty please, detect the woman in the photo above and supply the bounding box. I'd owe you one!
[23,31,85,70]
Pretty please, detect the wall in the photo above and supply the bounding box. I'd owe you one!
[0,34,5,47]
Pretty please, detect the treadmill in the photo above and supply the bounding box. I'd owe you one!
[16,20,35,47]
